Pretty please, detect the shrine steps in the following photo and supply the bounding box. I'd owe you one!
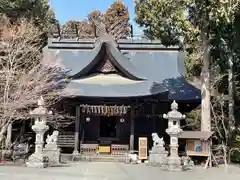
[61,154,126,163]
[79,155,126,162]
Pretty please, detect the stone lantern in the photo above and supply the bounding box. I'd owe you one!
[26,96,52,168]
[163,100,185,171]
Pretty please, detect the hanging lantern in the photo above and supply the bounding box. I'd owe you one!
[120,118,125,123]
[86,117,90,122]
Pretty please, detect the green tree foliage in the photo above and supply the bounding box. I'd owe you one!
[135,0,240,97]
[135,0,202,79]
[135,0,240,76]
[135,0,240,155]
[104,0,131,37]
[0,0,56,29]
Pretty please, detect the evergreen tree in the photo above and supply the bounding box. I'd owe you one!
[61,20,94,38]
[0,0,56,29]
[135,0,240,152]
[104,0,131,38]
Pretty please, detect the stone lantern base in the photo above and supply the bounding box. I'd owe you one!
[166,156,183,171]
[26,153,49,168]
[43,145,61,165]
[149,146,168,166]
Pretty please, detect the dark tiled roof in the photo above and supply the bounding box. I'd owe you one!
[62,74,168,98]
[44,38,201,100]
[179,131,214,140]
[70,42,147,80]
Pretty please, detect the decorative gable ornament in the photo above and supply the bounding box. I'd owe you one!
[96,56,117,73]
[91,18,118,48]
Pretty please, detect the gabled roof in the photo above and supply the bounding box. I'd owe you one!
[70,41,146,80]
[44,38,201,100]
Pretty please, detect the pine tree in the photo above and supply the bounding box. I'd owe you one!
[104,0,131,39]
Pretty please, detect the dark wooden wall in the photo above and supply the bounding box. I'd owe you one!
[83,115,130,144]
[55,98,199,151]
[84,116,99,143]
[116,119,130,142]
[134,101,169,150]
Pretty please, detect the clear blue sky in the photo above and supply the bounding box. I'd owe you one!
[49,0,142,34]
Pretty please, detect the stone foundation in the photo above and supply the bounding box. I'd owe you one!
[26,153,48,168]
[43,148,61,165]
[149,151,168,166]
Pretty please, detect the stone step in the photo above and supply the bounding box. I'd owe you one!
[61,154,126,163]
[78,155,126,162]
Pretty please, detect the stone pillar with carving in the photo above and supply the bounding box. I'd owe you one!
[26,96,52,168]
[163,100,185,171]
[148,133,168,166]
[43,131,61,165]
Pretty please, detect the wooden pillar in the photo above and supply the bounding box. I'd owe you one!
[80,114,85,146]
[73,106,80,154]
[20,120,26,140]
[129,105,135,151]
[152,103,156,132]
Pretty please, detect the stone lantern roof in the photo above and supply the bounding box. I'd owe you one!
[163,100,186,120]
[29,96,52,117]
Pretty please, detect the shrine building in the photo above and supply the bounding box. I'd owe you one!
[43,34,201,156]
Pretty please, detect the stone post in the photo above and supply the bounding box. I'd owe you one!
[163,100,185,171]
[129,106,135,151]
[148,133,168,166]
[43,131,61,165]
[26,96,52,168]
[73,106,80,156]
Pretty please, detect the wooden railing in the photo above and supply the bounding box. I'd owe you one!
[57,131,129,156]
[80,144,98,154]
[111,144,129,156]
[58,132,75,148]
[79,143,129,156]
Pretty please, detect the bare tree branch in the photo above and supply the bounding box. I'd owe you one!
[0,17,69,146]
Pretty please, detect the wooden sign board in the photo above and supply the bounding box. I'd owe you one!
[138,137,148,160]
[186,139,210,156]
[98,146,111,154]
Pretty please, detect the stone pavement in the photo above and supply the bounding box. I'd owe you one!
[0,162,240,180]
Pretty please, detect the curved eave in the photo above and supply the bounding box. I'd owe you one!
[71,91,170,100]
[60,79,168,98]
[105,43,147,80]
[163,77,201,101]
[70,42,104,79]
[70,42,146,81]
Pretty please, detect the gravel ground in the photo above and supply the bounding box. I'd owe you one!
[0,162,240,180]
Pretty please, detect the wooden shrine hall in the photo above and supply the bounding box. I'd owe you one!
[43,30,201,156]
